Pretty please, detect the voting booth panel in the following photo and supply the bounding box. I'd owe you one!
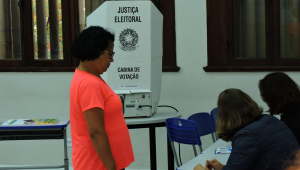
[87,1,163,117]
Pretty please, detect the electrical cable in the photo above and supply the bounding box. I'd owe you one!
[138,105,152,108]
[138,105,179,112]
[158,105,178,112]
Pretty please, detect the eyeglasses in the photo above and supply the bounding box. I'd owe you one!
[106,49,115,59]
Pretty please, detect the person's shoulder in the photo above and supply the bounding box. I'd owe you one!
[74,70,100,82]
[72,73,102,91]
[260,114,278,122]
[282,104,300,118]
[285,104,300,114]
[235,115,278,135]
[251,115,293,136]
[233,115,289,142]
[250,114,281,125]
[248,114,277,126]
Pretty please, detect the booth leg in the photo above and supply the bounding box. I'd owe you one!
[149,127,157,170]
[167,135,175,170]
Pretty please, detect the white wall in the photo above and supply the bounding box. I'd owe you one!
[0,0,299,169]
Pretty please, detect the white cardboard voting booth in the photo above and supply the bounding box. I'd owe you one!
[87,1,163,117]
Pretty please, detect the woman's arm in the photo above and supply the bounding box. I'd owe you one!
[194,163,210,170]
[84,107,116,170]
[205,158,224,170]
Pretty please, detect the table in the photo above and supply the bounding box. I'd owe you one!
[177,140,230,170]
[0,118,70,170]
[126,111,181,170]
[202,140,229,154]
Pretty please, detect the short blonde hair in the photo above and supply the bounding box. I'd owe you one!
[217,88,263,141]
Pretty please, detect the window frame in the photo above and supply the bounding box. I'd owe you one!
[204,0,300,72]
[153,0,180,72]
[0,0,78,72]
[0,0,179,72]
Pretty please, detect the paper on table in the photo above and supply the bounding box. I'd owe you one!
[0,119,58,125]
[215,147,232,154]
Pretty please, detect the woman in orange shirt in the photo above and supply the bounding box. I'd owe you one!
[69,26,134,170]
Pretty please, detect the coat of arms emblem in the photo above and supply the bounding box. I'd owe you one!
[119,28,139,52]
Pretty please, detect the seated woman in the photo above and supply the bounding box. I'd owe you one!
[194,88,299,170]
[259,72,300,145]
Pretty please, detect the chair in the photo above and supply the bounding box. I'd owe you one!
[210,107,219,140]
[187,112,216,143]
[165,118,203,167]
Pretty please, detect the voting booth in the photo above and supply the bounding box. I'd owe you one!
[87,1,163,117]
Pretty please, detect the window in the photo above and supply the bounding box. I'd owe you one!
[0,0,78,72]
[0,0,178,72]
[205,0,300,72]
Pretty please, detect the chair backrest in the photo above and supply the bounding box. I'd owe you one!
[165,118,202,146]
[210,107,218,132]
[187,112,215,136]
[188,112,217,142]
[166,118,203,167]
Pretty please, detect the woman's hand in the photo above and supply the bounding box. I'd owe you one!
[194,164,208,170]
[205,158,224,170]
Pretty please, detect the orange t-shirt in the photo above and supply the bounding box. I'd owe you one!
[69,68,134,170]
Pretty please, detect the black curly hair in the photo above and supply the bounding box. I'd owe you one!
[70,26,115,62]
